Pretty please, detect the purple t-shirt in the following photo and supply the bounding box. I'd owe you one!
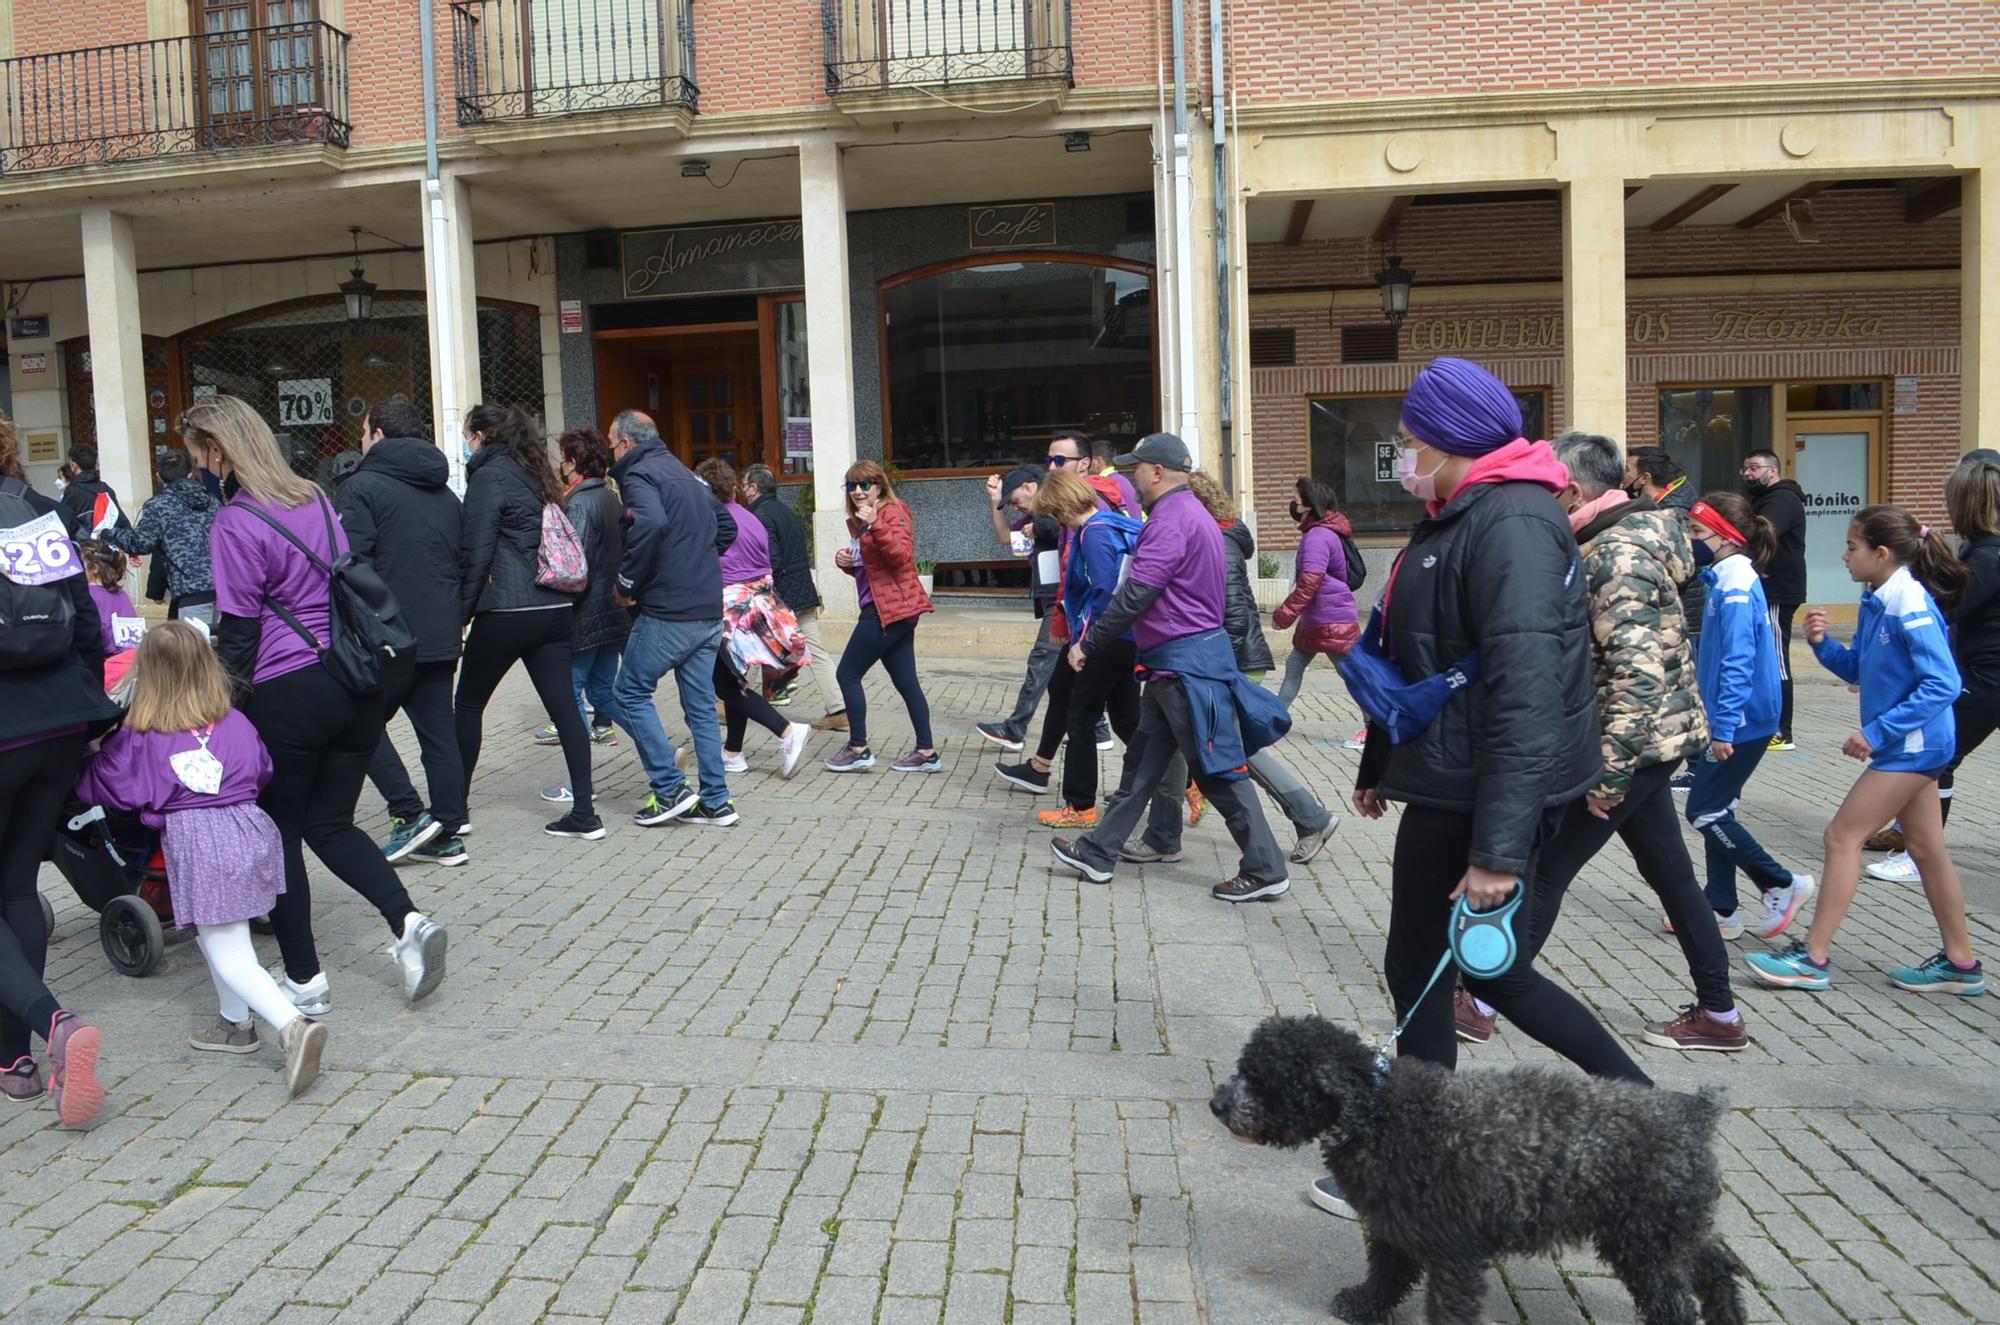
[854,554,875,610]
[1294,525,1359,629]
[75,708,273,830]
[89,584,139,656]
[718,501,772,586]
[1127,485,1226,653]
[210,493,349,685]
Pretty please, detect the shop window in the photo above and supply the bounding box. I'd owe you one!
[1786,382,1882,413]
[882,256,1154,472]
[1658,386,1773,495]
[1308,390,1545,535]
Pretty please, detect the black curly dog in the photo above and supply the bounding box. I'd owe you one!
[1211,1016,1747,1325]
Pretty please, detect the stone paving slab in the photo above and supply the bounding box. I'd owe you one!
[6,646,1997,1323]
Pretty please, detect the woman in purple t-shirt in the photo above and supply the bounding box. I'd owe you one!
[696,458,811,778]
[190,395,446,1019]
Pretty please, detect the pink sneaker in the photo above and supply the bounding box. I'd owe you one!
[1,1055,44,1104]
[47,1011,104,1127]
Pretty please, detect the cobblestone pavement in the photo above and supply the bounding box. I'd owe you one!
[5,629,1997,1324]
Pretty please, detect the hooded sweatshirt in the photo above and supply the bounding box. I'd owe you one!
[1749,477,1808,604]
[334,435,467,662]
[107,478,220,601]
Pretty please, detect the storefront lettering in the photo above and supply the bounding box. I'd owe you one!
[622,221,805,298]
[1406,316,1561,354]
[967,203,1056,249]
[1707,307,1883,343]
[1403,305,1884,352]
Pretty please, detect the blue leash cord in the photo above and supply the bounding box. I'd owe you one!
[1387,950,1457,1047]
[1383,886,1526,1050]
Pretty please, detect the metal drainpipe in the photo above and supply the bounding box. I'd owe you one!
[1170,0,1199,456]
[1209,0,1231,491]
[422,0,466,494]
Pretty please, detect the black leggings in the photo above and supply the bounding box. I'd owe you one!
[1774,602,1799,742]
[1386,802,1650,1083]
[1044,639,1140,810]
[242,664,420,985]
[456,607,592,818]
[836,611,932,751]
[0,733,86,1061]
[715,654,788,753]
[1939,683,2000,825]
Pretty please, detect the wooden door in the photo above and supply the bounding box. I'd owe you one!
[670,342,760,472]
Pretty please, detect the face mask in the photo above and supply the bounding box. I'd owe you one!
[462,440,474,464]
[1744,476,1771,495]
[1395,445,1446,503]
[1288,500,1304,524]
[1692,537,1716,568]
[51,475,66,495]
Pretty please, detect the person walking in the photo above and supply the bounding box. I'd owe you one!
[1628,446,1707,671]
[698,457,811,777]
[105,447,219,625]
[1273,477,1362,705]
[742,463,844,730]
[0,416,117,1124]
[1681,491,1817,941]
[605,410,739,827]
[1747,506,1985,996]
[825,461,940,773]
[539,427,630,805]
[1744,449,1808,750]
[56,443,130,537]
[455,404,601,840]
[194,394,447,1017]
[337,397,470,868]
[1047,433,1291,902]
[80,541,145,662]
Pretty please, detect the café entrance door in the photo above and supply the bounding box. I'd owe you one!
[592,326,761,472]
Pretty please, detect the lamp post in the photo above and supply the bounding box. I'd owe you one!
[339,226,376,323]
[1374,255,1414,328]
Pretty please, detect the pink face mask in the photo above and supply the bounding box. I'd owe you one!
[1395,444,1447,503]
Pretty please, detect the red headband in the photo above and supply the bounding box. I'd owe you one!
[1689,500,1747,546]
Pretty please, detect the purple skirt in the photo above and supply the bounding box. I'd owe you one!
[160,802,286,930]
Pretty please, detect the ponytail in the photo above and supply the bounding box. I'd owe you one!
[1695,490,1775,571]
[1852,504,1972,609]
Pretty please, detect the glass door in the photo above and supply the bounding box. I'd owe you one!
[1792,423,1877,606]
[194,0,319,143]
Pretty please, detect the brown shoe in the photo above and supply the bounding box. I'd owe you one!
[1864,827,1905,853]
[1641,1005,1750,1052]
[1453,987,1495,1044]
[813,712,850,733]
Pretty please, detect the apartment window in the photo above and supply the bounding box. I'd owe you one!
[1308,390,1547,534]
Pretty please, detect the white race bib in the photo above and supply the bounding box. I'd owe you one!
[111,614,148,650]
[169,728,225,796]
[0,512,81,586]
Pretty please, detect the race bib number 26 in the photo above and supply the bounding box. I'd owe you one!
[0,512,82,586]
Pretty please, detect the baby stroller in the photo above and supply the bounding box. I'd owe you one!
[46,801,175,976]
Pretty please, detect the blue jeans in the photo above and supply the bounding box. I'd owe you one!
[612,616,728,807]
[1684,738,1793,915]
[573,643,623,728]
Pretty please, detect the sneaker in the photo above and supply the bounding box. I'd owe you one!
[456,821,473,837]
[545,812,607,840]
[1453,987,1495,1044]
[825,745,877,773]
[1050,837,1113,884]
[589,725,618,746]
[1,1055,45,1104]
[1745,940,1831,991]
[390,914,448,1004]
[273,970,332,1017]
[1888,951,1987,996]
[540,783,574,803]
[1342,728,1368,752]
[410,836,468,867]
[1668,770,1695,794]
[976,721,1025,752]
[188,1016,259,1055]
[46,1011,104,1128]
[381,813,442,864]
[1767,736,1797,753]
[813,712,851,733]
[685,800,740,827]
[780,723,811,779]
[1289,818,1337,865]
[770,684,796,707]
[533,724,561,746]
[1095,722,1114,751]
[1212,874,1290,903]
[1755,874,1817,940]
[1864,850,1923,884]
[1641,1005,1751,1052]
[1119,841,1184,864]
[892,749,942,774]
[635,787,699,825]
[1864,826,1905,853]
[721,750,751,774]
[1186,787,1207,826]
[1038,806,1099,829]
[282,1018,328,1097]
[994,760,1051,793]
[1309,1176,1357,1220]
[1716,911,1745,941]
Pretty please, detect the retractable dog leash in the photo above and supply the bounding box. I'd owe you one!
[1384,886,1526,1049]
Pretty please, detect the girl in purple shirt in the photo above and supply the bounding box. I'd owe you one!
[697,459,811,778]
[76,623,328,1096]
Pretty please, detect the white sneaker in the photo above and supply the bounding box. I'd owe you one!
[1716,911,1745,941]
[1309,1176,1357,1219]
[389,913,448,1004]
[1755,875,1817,940]
[271,969,331,1017]
[780,723,810,779]
[721,751,750,775]
[1864,850,1923,885]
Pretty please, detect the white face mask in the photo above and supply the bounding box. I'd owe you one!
[1395,444,1447,503]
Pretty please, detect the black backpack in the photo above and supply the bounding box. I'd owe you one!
[235,493,415,695]
[1337,530,1368,592]
[0,479,80,670]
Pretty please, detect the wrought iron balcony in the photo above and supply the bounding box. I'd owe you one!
[823,0,1073,95]
[451,0,698,124]
[0,22,349,175]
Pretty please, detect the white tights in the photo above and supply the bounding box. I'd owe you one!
[194,921,301,1032]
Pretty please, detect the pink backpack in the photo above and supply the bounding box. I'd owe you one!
[536,503,588,593]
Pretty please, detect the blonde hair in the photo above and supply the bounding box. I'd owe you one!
[1186,470,1236,523]
[0,408,21,481]
[1031,468,1100,523]
[179,395,319,508]
[123,622,233,733]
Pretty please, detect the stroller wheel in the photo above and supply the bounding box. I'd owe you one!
[38,892,55,936]
[101,894,165,977]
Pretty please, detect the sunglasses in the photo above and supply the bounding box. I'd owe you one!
[845,481,877,493]
[1044,454,1076,468]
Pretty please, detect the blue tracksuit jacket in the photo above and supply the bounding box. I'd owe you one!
[1812,565,1960,772]
[1697,555,1783,744]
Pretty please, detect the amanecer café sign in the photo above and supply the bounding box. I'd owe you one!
[1406,306,1887,354]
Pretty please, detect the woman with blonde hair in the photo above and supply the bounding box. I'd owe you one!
[191,395,447,1017]
[825,460,939,772]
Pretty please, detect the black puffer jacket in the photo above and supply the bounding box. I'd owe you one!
[107,478,218,600]
[335,437,465,662]
[460,445,571,617]
[0,482,120,744]
[1360,479,1602,876]
[1219,520,1275,674]
[1750,478,1809,605]
[1950,534,2000,691]
[566,478,630,652]
[59,469,129,535]
[750,490,820,614]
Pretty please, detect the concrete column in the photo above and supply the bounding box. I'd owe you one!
[1186,126,1222,470]
[800,134,859,612]
[1561,174,1627,436]
[80,207,150,509]
[1966,165,2000,454]
[421,171,481,489]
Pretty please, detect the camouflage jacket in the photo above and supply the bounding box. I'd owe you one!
[1574,498,1709,798]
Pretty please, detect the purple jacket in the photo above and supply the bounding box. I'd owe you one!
[75,709,273,830]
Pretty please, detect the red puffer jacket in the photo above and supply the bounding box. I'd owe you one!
[846,500,933,627]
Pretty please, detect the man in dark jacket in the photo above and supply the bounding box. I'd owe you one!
[339,397,469,867]
[1743,449,1807,749]
[106,447,218,623]
[742,463,844,730]
[606,410,737,828]
[57,443,130,537]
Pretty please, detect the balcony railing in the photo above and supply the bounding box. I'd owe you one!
[823,0,1072,95]
[451,0,697,124]
[0,22,349,175]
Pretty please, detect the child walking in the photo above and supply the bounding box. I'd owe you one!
[81,541,147,683]
[1682,492,1816,941]
[1747,506,1985,995]
[75,623,331,1093]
